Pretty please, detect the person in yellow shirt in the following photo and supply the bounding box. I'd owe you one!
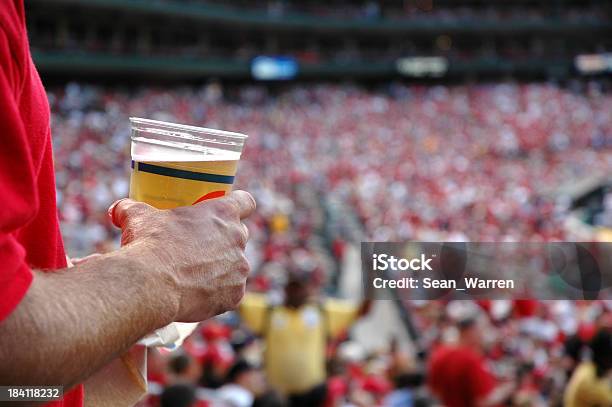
[564,329,612,407]
[239,272,371,407]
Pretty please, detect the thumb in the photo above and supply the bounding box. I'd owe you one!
[108,198,155,229]
[225,190,257,219]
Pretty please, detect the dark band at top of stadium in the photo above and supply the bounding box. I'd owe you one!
[131,161,235,184]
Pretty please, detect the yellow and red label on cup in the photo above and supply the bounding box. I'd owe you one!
[129,159,239,209]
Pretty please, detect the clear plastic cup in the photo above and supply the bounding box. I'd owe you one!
[129,117,248,209]
[129,118,247,348]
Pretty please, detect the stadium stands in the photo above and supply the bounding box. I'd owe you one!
[49,81,612,405]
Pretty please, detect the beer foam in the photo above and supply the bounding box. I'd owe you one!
[131,136,241,162]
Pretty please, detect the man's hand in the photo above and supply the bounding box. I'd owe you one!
[110,190,256,322]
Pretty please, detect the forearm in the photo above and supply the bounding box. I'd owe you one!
[0,243,177,388]
[477,383,515,407]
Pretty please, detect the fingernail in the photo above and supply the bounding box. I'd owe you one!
[108,198,127,219]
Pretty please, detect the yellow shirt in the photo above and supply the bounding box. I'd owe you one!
[239,293,359,395]
[564,362,612,407]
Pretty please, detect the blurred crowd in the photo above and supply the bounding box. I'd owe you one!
[135,292,612,406]
[49,82,612,406]
[51,82,612,252]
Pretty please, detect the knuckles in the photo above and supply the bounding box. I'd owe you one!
[119,201,154,226]
[232,224,249,248]
[211,199,240,219]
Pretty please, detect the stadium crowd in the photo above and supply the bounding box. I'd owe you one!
[49,82,612,406]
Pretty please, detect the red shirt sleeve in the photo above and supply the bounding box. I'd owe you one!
[0,24,36,322]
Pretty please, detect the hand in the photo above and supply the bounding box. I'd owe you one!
[109,190,256,323]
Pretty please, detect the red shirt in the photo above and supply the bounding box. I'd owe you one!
[0,1,83,405]
[427,345,497,407]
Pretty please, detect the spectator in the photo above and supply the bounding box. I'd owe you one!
[217,360,266,407]
[238,271,371,406]
[563,328,612,407]
[427,317,515,407]
[168,354,202,385]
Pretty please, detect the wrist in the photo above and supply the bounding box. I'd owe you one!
[115,243,180,329]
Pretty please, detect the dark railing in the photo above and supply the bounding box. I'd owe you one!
[33,51,574,79]
[28,0,611,34]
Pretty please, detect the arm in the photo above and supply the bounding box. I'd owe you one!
[238,292,268,335]
[69,254,148,406]
[475,382,516,407]
[470,357,516,407]
[358,266,375,317]
[0,245,174,388]
[357,299,373,317]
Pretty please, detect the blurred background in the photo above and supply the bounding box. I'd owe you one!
[26,1,612,406]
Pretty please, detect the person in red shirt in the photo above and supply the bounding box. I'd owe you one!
[0,2,256,406]
[427,318,515,407]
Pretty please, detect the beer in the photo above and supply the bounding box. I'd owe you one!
[129,118,247,210]
[130,156,239,209]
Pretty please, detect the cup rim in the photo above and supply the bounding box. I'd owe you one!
[129,117,248,141]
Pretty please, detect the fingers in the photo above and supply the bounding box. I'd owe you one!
[108,199,155,228]
[234,223,249,249]
[225,190,256,219]
[242,223,249,242]
[190,190,257,219]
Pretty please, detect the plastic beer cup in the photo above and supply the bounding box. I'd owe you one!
[129,118,247,348]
